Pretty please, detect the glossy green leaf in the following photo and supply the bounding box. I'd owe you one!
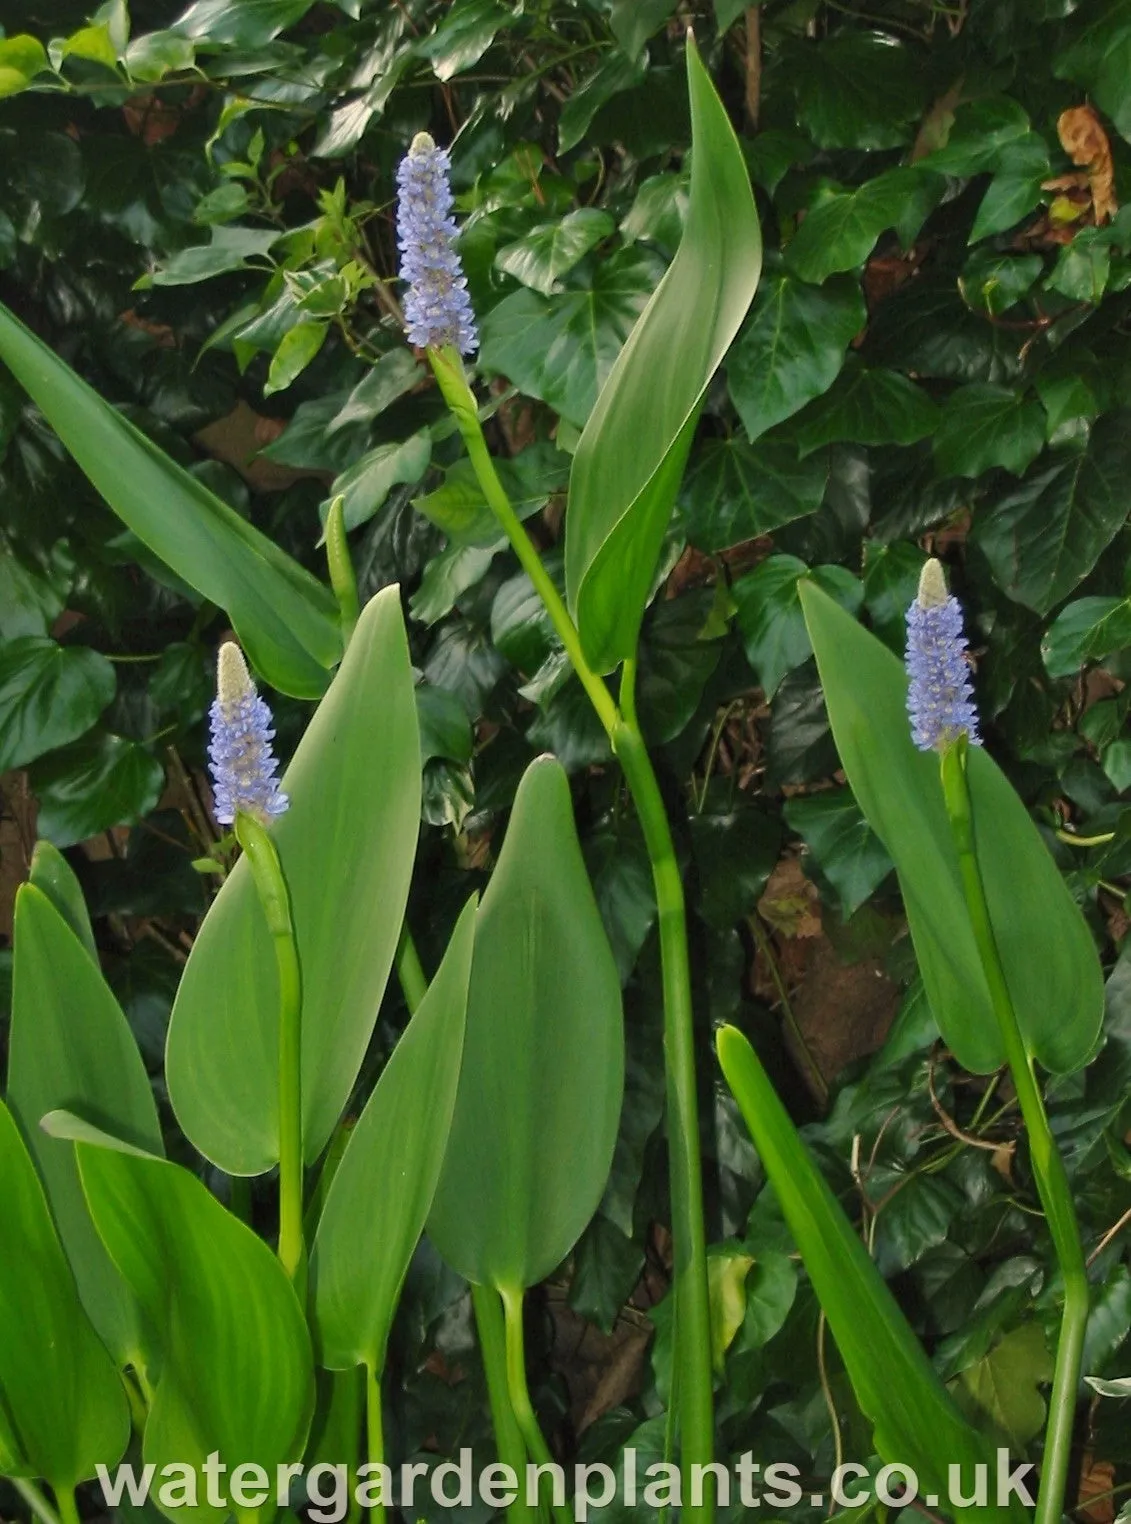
[564,35,762,672]
[716,1025,1030,1524]
[0,34,48,95]
[8,882,163,1364]
[312,898,475,1372]
[479,245,662,430]
[973,414,1131,615]
[786,168,941,284]
[63,1125,312,1519]
[733,556,862,698]
[787,31,924,151]
[166,586,421,1175]
[0,302,341,698]
[29,732,165,849]
[678,437,828,553]
[726,272,865,443]
[264,318,329,396]
[933,384,1045,477]
[173,0,317,47]
[799,581,1104,1073]
[0,637,115,770]
[496,209,615,295]
[794,361,940,455]
[0,1100,130,1487]
[1043,596,1131,678]
[784,787,893,918]
[329,431,432,532]
[427,755,624,1292]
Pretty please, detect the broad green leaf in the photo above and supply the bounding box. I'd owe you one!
[0,1100,130,1487]
[29,732,165,849]
[557,52,645,154]
[0,303,341,698]
[787,31,924,151]
[58,22,118,68]
[952,1324,1052,1452]
[959,250,1043,316]
[172,0,317,46]
[496,209,615,295]
[921,96,1032,176]
[27,839,97,960]
[0,34,48,95]
[716,1026,1030,1524]
[933,384,1045,477]
[1046,228,1112,304]
[862,540,927,653]
[417,0,518,81]
[479,245,662,429]
[800,582,1103,1074]
[264,318,329,396]
[611,0,676,60]
[328,349,424,434]
[784,788,893,919]
[428,756,624,1292]
[146,225,281,286]
[733,556,862,698]
[621,172,689,249]
[0,544,73,640]
[564,35,762,672]
[67,1127,312,1521]
[413,443,568,548]
[9,883,163,1364]
[973,414,1131,615]
[1056,7,1131,143]
[124,30,195,81]
[312,898,475,1372]
[0,637,115,770]
[329,432,433,532]
[1043,597,1131,678]
[678,437,827,552]
[968,137,1051,243]
[706,1248,756,1372]
[726,272,865,443]
[794,361,940,456]
[786,168,941,284]
[166,587,421,1175]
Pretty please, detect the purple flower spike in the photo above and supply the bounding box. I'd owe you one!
[905,560,981,753]
[396,131,478,355]
[208,642,289,826]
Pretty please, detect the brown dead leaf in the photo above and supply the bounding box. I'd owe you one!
[1076,1452,1115,1523]
[1056,105,1117,224]
[757,857,822,939]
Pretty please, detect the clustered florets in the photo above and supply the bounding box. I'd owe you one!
[904,560,981,753]
[207,642,289,826]
[395,132,478,355]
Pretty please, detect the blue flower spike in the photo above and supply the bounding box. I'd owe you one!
[208,641,289,826]
[396,132,478,355]
[905,558,981,753]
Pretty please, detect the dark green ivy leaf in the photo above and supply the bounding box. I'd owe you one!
[677,436,828,553]
[0,638,116,770]
[785,787,894,919]
[933,384,1045,477]
[30,733,165,848]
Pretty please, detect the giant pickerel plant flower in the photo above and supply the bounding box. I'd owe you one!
[208,642,289,825]
[396,132,478,355]
[905,559,981,752]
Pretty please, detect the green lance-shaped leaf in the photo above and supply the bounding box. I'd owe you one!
[166,586,421,1175]
[8,878,164,1365]
[427,755,624,1292]
[312,897,476,1372]
[800,581,1103,1074]
[48,1117,313,1523]
[0,302,341,699]
[27,838,97,960]
[564,33,762,673]
[0,1101,130,1488]
[716,1025,1031,1524]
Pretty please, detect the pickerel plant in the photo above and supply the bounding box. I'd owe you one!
[0,29,1109,1524]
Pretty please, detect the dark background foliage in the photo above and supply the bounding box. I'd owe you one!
[1,0,1130,1517]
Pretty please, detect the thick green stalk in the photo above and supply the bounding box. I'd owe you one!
[325,494,360,644]
[613,714,715,1520]
[499,1285,572,1524]
[51,1486,79,1524]
[430,346,715,1524]
[236,812,305,1285]
[940,741,1088,1524]
[473,1284,535,1524]
[365,1364,387,1524]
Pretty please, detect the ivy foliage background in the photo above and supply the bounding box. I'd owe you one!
[1,0,1131,1515]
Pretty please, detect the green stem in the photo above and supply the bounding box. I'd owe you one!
[940,742,1088,1524]
[428,347,618,735]
[499,1285,572,1524]
[12,1480,62,1524]
[236,812,305,1286]
[365,1365,387,1524]
[473,1284,535,1524]
[430,345,715,1524]
[325,494,360,645]
[395,923,429,1014]
[51,1486,79,1524]
[613,719,715,1522]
